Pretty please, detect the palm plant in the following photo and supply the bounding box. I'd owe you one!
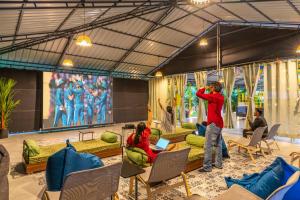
[0,78,20,130]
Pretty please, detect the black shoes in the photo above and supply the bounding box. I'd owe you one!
[198,167,212,173]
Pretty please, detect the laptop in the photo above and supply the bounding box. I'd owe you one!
[150,138,170,151]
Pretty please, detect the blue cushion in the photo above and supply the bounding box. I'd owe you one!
[225,157,285,199]
[46,142,103,191]
[225,157,300,200]
[196,123,206,137]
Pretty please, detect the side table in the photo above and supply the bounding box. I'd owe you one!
[78,130,95,141]
[121,160,145,200]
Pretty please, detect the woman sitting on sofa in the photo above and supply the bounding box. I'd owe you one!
[127,122,158,163]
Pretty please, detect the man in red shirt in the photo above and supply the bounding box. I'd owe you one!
[196,81,224,172]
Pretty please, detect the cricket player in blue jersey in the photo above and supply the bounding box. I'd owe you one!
[86,84,97,125]
[53,79,67,127]
[64,81,74,126]
[73,81,84,126]
[96,81,108,124]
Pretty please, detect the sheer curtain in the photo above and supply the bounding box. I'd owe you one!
[264,60,300,137]
[243,64,260,129]
[223,67,236,128]
[194,71,207,123]
[149,77,168,121]
[170,74,187,123]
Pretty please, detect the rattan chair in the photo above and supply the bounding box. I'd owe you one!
[262,124,280,154]
[186,171,300,200]
[227,126,267,163]
[0,144,10,200]
[130,148,191,200]
[43,162,122,200]
[290,152,300,167]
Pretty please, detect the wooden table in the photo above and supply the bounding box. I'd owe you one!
[78,130,95,141]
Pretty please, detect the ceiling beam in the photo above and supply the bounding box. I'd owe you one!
[109,6,175,72]
[176,6,214,24]
[13,7,24,45]
[133,15,196,37]
[56,36,73,66]
[286,0,300,16]
[0,0,187,10]
[146,23,218,76]
[0,59,150,80]
[247,2,275,23]
[217,4,247,22]
[24,46,156,68]
[219,20,300,30]
[0,5,169,55]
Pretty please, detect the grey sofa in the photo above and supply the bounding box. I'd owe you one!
[0,144,10,200]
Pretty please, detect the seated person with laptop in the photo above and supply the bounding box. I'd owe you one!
[127,122,158,163]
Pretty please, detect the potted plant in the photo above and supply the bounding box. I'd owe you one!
[0,78,21,139]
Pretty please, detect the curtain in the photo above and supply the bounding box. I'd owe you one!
[264,60,300,137]
[170,74,187,123]
[149,77,168,121]
[243,64,260,129]
[223,67,236,128]
[194,71,207,123]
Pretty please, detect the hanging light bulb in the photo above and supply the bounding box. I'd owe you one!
[199,38,208,46]
[191,0,209,5]
[296,44,300,54]
[76,35,92,47]
[76,5,92,47]
[62,59,74,67]
[155,71,163,77]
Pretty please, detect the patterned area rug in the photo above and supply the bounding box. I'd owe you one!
[10,150,286,200]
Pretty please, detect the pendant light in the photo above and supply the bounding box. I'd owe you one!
[62,59,74,67]
[155,56,163,77]
[296,45,300,54]
[191,0,209,5]
[76,4,92,47]
[199,21,208,47]
[199,38,208,46]
[155,71,163,77]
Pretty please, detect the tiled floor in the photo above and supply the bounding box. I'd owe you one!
[1,123,300,200]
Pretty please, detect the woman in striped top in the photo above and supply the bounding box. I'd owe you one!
[158,98,175,134]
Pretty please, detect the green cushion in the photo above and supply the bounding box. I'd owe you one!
[151,128,162,137]
[25,139,120,164]
[125,147,148,166]
[161,127,193,139]
[24,139,40,157]
[172,141,204,162]
[101,131,118,143]
[181,122,196,130]
[186,134,205,148]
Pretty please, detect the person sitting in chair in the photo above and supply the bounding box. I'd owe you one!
[127,122,158,163]
[243,108,268,138]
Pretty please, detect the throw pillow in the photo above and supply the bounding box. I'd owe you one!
[225,157,289,199]
[46,143,102,191]
[186,134,205,148]
[181,122,197,130]
[24,139,40,157]
[125,147,148,166]
[101,131,118,143]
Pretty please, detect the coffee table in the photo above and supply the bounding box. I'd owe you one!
[78,130,94,141]
[121,160,145,200]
